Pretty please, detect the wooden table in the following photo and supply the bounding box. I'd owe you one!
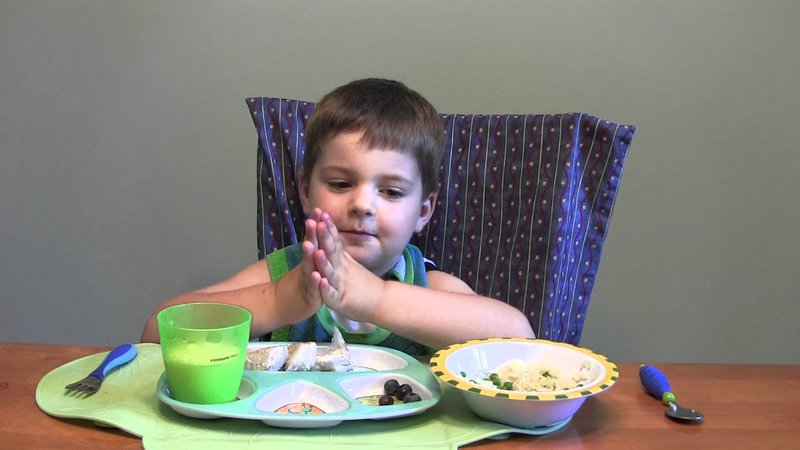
[2,343,798,449]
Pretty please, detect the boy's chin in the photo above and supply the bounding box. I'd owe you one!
[345,248,394,275]
[345,247,377,265]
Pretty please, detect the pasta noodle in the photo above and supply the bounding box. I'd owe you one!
[482,359,594,392]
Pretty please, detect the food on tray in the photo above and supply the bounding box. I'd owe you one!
[376,378,421,405]
[283,342,317,371]
[479,359,594,392]
[245,327,353,372]
[245,345,289,371]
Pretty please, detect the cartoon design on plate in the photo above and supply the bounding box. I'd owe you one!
[276,402,326,415]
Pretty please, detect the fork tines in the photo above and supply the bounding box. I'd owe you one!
[65,375,102,396]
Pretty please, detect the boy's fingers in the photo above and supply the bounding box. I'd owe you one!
[304,219,319,248]
[318,217,345,265]
[298,244,323,308]
[319,279,341,308]
[317,221,337,259]
[323,214,343,256]
[301,242,322,288]
[300,241,312,269]
[322,212,339,239]
[313,249,340,288]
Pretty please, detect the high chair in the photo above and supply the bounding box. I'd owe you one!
[247,97,635,345]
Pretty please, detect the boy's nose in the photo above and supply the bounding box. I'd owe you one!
[349,187,377,216]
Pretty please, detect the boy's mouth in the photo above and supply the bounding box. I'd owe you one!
[340,229,376,238]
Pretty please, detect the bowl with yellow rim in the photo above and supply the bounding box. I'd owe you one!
[429,338,618,428]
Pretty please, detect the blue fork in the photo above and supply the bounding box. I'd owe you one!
[64,343,138,396]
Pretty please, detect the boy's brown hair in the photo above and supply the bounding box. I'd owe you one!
[303,78,445,197]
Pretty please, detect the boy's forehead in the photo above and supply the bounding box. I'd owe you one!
[319,146,417,170]
[317,135,421,178]
[322,129,406,152]
[318,130,409,157]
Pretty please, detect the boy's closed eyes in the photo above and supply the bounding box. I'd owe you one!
[318,168,417,201]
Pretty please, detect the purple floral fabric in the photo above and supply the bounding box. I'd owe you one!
[248,97,635,344]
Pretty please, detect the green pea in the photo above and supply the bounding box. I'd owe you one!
[502,381,514,390]
[489,373,501,385]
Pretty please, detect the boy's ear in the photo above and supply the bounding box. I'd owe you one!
[298,172,311,215]
[414,192,437,233]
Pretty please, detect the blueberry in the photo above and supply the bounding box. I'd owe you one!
[403,392,422,403]
[384,379,400,395]
[397,383,413,400]
[378,394,394,406]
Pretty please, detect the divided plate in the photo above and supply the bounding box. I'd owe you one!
[158,342,441,428]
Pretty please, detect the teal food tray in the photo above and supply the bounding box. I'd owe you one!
[158,342,441,428]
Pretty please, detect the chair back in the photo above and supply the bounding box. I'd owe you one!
[248,97,635,344]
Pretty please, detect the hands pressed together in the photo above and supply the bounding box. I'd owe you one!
[298,208,384,323]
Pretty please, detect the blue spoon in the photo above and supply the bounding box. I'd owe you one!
[639,364,703,424]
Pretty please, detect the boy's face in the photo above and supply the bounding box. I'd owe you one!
[300,131,436,276]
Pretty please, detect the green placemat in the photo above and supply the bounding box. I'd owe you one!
[36,344,568,449]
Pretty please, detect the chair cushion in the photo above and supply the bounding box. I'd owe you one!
[247,97,635,344]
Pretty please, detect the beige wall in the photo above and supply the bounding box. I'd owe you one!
[2,0,798,363]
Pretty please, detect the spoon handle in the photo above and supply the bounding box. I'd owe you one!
[639,364,674,405]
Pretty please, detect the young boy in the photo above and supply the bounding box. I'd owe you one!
[141,78,534,353]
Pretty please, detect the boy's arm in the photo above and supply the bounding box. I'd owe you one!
[140,243,323,343]
[374,272,536,349]
[324,262,535,350]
